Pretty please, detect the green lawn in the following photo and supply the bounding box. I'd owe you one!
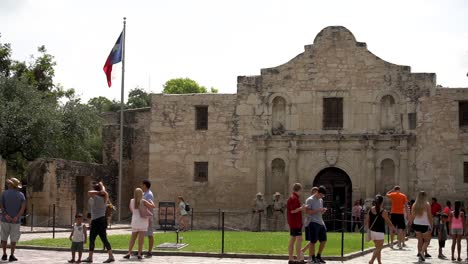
[21,231,374,256]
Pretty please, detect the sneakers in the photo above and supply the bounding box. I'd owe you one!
[1,255,7,261]
[424,253,431,258]
[418,255,425,262]
[438,254,447,259]
[8,255,18,262]
[316,256,326,263]
[102,257,115,263]
[81,257,92,263]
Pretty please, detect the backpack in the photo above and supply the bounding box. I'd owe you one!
[185,203,190,212]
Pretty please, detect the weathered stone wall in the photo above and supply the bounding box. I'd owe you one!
[414,88,468,201]
[27,159,116,226]
[149,94,256,211]
[102,108,150,218]
[147,26,440,214]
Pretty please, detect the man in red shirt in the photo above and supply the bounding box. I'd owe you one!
[386,185,408,249]
[430,197,442,236]
[287,183,304,264]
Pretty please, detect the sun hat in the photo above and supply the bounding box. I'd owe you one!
[6,178,22,189]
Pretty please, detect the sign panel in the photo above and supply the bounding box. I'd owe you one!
[158,201,176,226]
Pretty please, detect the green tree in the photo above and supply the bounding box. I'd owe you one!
[127,87,150,108]
[162,77,208,94]
[0,36,104,176]
[88,96,120,113]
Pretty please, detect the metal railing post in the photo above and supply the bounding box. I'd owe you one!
[341,213,344,259]
[218,208,221,230]
[176,229,179,244]
[361,217,364,252]
[190,208,194,231]
[30,204,34,232]
[221,211,225,254]
[52,204,56,239]
[258,211,262,232]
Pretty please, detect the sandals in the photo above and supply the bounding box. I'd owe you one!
[123,254,130,259]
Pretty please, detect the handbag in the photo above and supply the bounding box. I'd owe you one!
[366,209,380,242]
[138,200,153,218]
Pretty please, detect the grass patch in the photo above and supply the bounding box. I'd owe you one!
[21,231,374,255]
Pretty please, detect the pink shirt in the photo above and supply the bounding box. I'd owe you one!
[451,211,464,229]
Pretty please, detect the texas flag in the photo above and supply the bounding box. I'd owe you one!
[103,32,123,87]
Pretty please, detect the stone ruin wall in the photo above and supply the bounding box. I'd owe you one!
[27,159,116,226]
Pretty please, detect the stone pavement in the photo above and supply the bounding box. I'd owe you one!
[7,238,468,263]
[10,232,468,263]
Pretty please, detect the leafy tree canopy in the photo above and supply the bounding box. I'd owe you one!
[127,87,150,108]
[0,35,102,177]
[163,77,210,94]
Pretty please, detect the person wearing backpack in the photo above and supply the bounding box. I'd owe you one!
[366,194,395,264]
[177,196,189,231]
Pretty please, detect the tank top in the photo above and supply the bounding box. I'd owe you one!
[414,210,430,226]
[90,196,106,220]
[451,211,464,229]
[72,223,85,242]
[369,208,385,233]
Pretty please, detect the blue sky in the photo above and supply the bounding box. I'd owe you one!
[1,0,468,102]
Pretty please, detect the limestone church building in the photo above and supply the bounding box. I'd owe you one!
[104,26,468,223]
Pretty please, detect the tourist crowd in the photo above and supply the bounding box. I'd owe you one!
[286,183,468,264]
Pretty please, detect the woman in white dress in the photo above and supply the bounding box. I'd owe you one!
[124,188,155,259]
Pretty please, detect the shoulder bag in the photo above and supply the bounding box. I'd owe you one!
[139,200,153,218]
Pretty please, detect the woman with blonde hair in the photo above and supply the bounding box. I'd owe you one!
[366,194,395,264]
[177,196,189,231]
[409,191,432,262]
[449,200,464,261]
[123,188,155,260]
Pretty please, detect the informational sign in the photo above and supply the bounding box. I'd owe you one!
[158,201,176,227]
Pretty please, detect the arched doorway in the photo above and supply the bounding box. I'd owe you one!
[313,167,352,231]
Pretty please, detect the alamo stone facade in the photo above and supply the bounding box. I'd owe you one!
[101,26,468,226]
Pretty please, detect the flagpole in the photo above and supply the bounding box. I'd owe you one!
[118,17,126,222]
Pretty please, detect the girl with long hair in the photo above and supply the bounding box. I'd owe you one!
[450,200,464,261]
[177,196,189,231]
[366,194,395,264]
[409,191,432,262]
[124,188,155,259]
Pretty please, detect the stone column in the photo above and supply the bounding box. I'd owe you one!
[366,141,376,198]
[288,140,298,188]
[256,141,267,195]
[399,139,409,194]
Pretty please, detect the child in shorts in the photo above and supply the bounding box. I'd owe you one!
[69,213,87,263]
[438,213,448,259]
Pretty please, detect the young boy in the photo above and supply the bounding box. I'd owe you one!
[438,213,448,259]
[69,213,87,263]
[287,183,305,264]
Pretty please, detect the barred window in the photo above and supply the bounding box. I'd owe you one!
[195,106,208,130]
[459,102,468,127]
[194,162,208,182]
[408,113,417,130]
[323,98,343,130]
[464,162,468,183]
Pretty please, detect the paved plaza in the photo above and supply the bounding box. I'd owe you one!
[7,228,468,263]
